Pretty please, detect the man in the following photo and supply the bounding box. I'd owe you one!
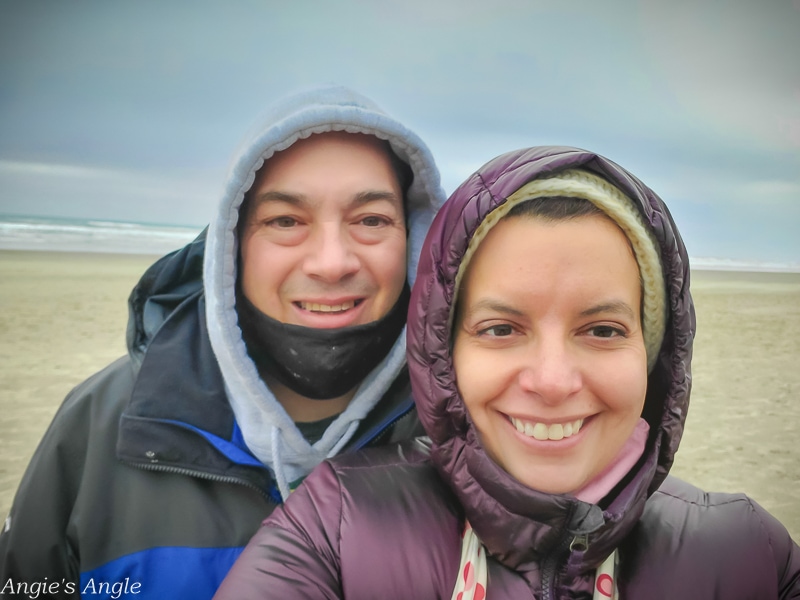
[0,86,445,598]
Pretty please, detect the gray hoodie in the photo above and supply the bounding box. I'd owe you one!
[203,85,446,498]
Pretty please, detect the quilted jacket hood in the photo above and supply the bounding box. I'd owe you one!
[407,146,695,570]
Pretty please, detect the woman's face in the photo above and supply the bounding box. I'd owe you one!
[452,214,648,496]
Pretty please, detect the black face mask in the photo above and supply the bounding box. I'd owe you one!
[236,284,410,400]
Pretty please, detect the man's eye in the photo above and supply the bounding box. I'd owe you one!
[269,217,298,228]
[360,216,388,227]
[479,324,514,337]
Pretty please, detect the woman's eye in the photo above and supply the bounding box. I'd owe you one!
[479,324,514,337]
[589,325,625,338]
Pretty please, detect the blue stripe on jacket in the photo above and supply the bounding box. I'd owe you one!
[79,546,244,599]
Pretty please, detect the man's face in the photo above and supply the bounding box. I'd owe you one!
[239,132,407,329]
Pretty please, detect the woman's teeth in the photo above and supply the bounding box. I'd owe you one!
[299,300,356,313]
[509,417,584,441]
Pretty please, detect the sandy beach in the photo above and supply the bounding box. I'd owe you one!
[1,250,799,542]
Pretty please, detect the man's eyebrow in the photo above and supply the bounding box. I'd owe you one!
[352,190,403,207]
[251,189,401,208]
[251,190,307,207]
[580,301,636,319]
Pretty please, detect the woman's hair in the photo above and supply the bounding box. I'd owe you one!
[505,195,639,269]
[505,195,605,222]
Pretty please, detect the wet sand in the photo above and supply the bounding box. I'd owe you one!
[669,269,800,541]
[1,250,798,541]
[0,250,160,519]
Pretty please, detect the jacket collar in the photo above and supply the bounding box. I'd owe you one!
[119,282,418,495]
[118,291,276,492]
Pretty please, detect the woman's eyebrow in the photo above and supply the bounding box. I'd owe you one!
[580,301,636,319]
[465,299,525,318]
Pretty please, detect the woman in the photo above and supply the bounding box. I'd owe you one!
[215,146,800,598]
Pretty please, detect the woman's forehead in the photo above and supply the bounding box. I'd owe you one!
[459,215,641,303]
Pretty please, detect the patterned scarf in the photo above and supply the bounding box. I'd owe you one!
[451,522,618,600]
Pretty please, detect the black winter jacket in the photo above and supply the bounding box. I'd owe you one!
[0,84,445,599]
[0,235,421,598]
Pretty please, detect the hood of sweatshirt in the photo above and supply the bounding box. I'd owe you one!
[203,85,446,498]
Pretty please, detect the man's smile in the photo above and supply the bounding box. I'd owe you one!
[296,299,361,313]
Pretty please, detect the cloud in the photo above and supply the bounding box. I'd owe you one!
[639,0,800,151]
[1,0,798,263]
[0,160,220,226]
[740,179,800,200]
[0,160,125,180]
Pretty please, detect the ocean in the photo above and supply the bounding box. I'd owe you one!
[690,257,800,273]
[1,214,797,273]
[0,215,203,256]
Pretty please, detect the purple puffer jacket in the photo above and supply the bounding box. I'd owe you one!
[215,147,800,599]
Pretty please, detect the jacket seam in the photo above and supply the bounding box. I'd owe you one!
[325,456,431,475]
[333,462,345,568]
[743,497,780,575]
[653,488,750,508]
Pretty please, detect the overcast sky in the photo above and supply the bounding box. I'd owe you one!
[1,0,798,266]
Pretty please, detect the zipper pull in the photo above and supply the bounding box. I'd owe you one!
[569,533,589,552]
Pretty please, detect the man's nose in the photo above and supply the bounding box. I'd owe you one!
[302,223,361,282]
[517,335,582,404]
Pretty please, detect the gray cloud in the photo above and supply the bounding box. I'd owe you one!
[0,0,798,265]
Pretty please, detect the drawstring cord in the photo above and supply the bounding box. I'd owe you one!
[270,420,359,501]
[271,425,291,501]
[326,421,359,457]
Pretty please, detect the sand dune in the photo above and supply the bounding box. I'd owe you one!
[1,250,798,542]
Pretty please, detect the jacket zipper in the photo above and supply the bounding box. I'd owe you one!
[125,405,413,501]
[541,533,590,600]
[124,460,274,501]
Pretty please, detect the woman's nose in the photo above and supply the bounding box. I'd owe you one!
[517,336,582,404]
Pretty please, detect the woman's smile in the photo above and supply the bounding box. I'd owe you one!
[453,214,648,495]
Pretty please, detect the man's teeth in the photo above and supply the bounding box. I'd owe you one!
[509,417,584,441]
[299,300,356,313]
